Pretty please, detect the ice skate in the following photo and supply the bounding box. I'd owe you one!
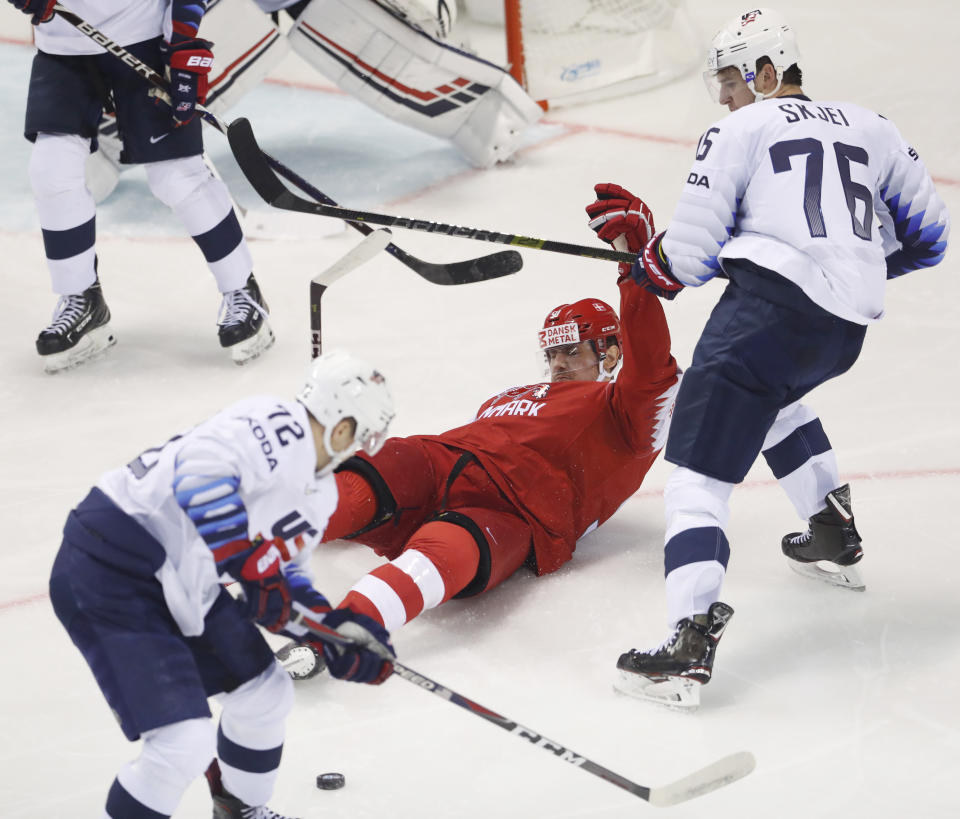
[614,602,734,710]
[36,278,116,373]
[782,484,864,591]
[218,274,274,365]
[206,759,299,819]
[276,641,325,681]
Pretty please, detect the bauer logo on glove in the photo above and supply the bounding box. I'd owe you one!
[157,37,215,126]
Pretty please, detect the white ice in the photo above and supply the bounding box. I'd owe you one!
[1,2,958,817]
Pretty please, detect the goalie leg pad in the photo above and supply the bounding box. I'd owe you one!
[376,0,457,40]
[200,0,291,115]
[86,114,123,203]
[288,0,542,167]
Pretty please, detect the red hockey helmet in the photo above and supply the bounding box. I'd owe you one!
[538,298,622,359]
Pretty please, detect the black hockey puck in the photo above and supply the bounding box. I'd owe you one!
[316,772,345,790]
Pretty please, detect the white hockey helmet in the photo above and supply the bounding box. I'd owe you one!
[297,350,395,474]
[704,8,800,102]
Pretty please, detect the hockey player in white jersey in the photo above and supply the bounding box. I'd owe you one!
[600,8,949,708]
[9,0,275,371]
[589,16,876,593]
[48,351,397,818]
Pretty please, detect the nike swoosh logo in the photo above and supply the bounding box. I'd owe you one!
[149,133,170,144]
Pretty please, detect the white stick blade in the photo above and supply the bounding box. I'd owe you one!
[647,751,756,807]
[312,229,393,286]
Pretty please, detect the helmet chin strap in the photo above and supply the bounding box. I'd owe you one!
[596,356,623,382]
[316,427,358,478]
[750,68,784,101]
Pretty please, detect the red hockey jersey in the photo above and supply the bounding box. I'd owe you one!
[420,278,679,574]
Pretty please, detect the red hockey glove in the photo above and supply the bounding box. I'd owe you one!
[225,536,294,632]
[586,183,656,253]
[631,232,685,300]
[320,608,396,685]
[158,37,214,127]
[10,0,55,25]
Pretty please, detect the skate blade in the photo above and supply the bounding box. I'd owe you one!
[229,323,275,365]
[41,324,117,374]
[277,643,325,681]
[788,559,865,591]
[613,671,701,710]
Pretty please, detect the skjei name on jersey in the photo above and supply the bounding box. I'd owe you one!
[663,95,950,324]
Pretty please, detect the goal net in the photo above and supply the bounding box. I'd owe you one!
[461,0,704,109]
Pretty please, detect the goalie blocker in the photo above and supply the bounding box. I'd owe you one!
[288,0,543,167]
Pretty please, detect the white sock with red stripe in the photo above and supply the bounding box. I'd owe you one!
[338,521,479,630]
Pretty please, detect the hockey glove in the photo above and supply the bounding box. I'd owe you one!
[271,563,334,680]
[631,232,685,300]
[9,0,55,25]
[276,563,332,640]
[320,608,396,685]
[225,536,295,632]
[158,37,214,127]
[586,183,656,252]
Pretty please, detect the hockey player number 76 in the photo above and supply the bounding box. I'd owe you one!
[770,138,873,240]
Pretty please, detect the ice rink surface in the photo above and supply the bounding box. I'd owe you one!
[1,2,958,817]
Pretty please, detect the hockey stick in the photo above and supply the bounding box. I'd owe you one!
[310,229,392,358]
[227,117,638,266]
[292,612,755,806]
[50,4,522,286]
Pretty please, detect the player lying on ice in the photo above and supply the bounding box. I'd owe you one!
[279,181,911,703]
[274,197,682,681]
[49,350,397,819]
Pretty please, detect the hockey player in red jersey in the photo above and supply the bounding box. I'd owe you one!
[310,210,679,637]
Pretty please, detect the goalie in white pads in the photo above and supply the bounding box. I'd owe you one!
[604,7,949,709]
[285,0,543,168]
[48,350,397,818]
[89,0,539,204]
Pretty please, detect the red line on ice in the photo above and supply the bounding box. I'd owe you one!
[2,466,957,615]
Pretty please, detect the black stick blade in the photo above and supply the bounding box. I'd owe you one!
[389,245,523,285]
[227,117,290,205]
[227,117,524,285]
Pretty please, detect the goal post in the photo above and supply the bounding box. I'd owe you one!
[462,0,704,110]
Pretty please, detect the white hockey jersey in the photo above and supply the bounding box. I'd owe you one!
[35,0,173,55]
[97,396,338,636]
[662,95,950,324]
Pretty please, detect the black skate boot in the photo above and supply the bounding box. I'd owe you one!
[36,277,116,373]
[206,759,299,819]
[782,484,864,591]
[217,273,275,365]
[614,602,734,709]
